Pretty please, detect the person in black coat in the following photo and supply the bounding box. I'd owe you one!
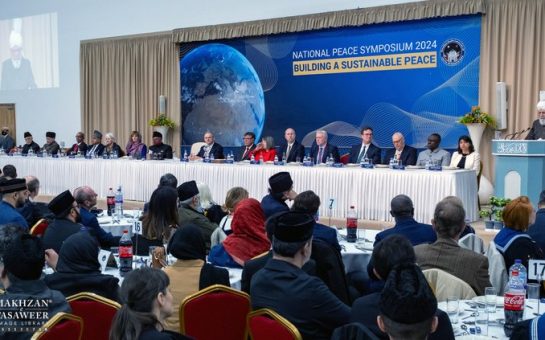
[528,190,545,252]
[349,126,381,164]
[42,190,84,253]
[68,131,88,155]
[309,130,340,164]
[278,128,306,163]
[194,131,224,160]
[382,132,417,165]
[45,231,120,301]
[237,131,257,161]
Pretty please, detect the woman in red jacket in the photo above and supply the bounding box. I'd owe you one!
[250,136,276,162]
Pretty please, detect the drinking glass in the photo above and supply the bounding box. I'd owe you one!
[356,229,366,248]
[446,296,459,323]
[110,247,120,267]
[485,287,497,314]
[528,283,540,315]
[475,304,488,335]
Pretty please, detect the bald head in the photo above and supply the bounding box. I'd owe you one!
[285,128,296,144]
[74,186,98,209]
[390,195,414,218]
[432,196,466,239]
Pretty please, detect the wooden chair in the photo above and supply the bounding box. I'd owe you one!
[30,218,49,237]
[31,312,83,340]
[66,292,121,340]
[247,308,302,340]
[180,284,250,340]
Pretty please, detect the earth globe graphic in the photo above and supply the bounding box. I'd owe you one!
[181,43,265,146]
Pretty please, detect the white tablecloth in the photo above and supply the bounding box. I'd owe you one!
[1,156,478,222]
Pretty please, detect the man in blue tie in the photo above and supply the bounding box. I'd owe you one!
[349,126,381,164]
[310,130,340,164]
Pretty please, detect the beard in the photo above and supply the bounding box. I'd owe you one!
[539,119,545,125]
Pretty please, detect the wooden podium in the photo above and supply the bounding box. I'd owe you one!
[492,140,545,205]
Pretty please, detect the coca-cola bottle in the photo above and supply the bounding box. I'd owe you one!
[106,187,115,216]
[504,270,525,337]
[346,206,358,243]
[119,230,133,277]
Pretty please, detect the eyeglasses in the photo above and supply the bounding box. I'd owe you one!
[243,137,253,140]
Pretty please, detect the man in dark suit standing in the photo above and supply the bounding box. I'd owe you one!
[193,131,224,160]
[349,126,381,164]
[310,130,340,164]
[237,132,256,161]
[383,132,417,165]
[278,128,305,163]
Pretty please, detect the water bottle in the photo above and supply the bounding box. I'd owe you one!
[504,270,525,336]
[107,187,115,216]
[346,206,358,243]
[259,154,264,164]
[119,230,133,277]
[274,154,279,163]
[183,149,188,161]
[250,154,255,163]
[210,153,215,161]
[509,259,527,288]
[115,186,124,219]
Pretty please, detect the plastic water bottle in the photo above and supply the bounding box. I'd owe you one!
[115,186,124,219]
[274,154,279,163]
[504,270,525,336]
[250,154,255,163]
[210,153,215,161]
[119,230,133,277]
[346,206,358,243]
[107,187,115,216]
[509,259,527,288]
[183,149,188,161]
[259,154,264,164]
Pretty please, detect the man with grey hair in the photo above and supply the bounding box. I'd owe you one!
[87,130,104,156]
[310,130,340,164]
[177,180,217,250]
[383,132,417,165]
[374,194,436,246]
[526,97,545,140]
[414,196,491,295]
[18,176,53,226]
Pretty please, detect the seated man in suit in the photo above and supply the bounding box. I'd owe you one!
[416,133,451,166]
[351,235,453,340]
[21,132,40,155]
[18,176,53,226]
[261,172,297,219]
[237,131,256,161]
[414,196,492,295]
[349,126,381,164]
[191,131,224,160]
[148,131,173,159]
[383,132,417,165]
[0,178,29,230]
[278,128,305,163]
[310,130,340,164]
[42,131,60,155]
[251,211,350,340]
[42,190,84,253]
[87,130,105,157]
[68,131,88,156]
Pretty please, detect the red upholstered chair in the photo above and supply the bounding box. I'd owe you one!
[30,218,49,237]
[339,153,350,165]
[248,308,302,340]
[66,292,121,340]
[31,312,83,340]
[180,284,250,340]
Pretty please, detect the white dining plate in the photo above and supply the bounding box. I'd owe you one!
[375,164,389,168]
[442,166,458,170]
[406,165,424,170]
[471,295,504,307]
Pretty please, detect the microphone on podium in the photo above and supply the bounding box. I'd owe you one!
[506,127,530,140]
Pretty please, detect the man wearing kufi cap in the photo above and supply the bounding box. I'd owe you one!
[87,130,105,156]
[261,171,297,219]
[177,180,218,250]
[526,92,545,140]
[0,30,37,90]
[21,131,40,155]
[68,131,88,155]
[149,130,173,159]
[42,131,60,155]
[251,211,350,339]
[42,190,84,253]
[0,178,29,230]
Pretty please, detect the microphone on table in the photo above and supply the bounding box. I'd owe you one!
[511,127,531,140]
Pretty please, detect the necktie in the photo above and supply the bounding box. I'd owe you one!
[317,147,324,164]
[286,144,292,159]
[357,146,367,163]
[74,144,78,153]
[242,147,249,160]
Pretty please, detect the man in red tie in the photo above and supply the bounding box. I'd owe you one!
[237,131,256,161]
[68,131,88,156]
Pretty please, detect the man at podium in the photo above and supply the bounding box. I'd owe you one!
[526,95,545,140]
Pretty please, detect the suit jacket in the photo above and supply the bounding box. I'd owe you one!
[68,142,88,155]
[80,207,120,248]
[314,223,341,252]
[528,209,545,254]
[310,143,341,164]
[22,141,40,155]
[1,57,37,90]
[87,143,105,156]
[177,206,218,251]
[0,135,15,152]
[237,144,256,161]
[261,194,289,219]
[42,218,84,253]
[450,151,481,173]
[414,237,492,295]
[18,199,54,227]
[42,141,60,155]
[44,271,120,302]
[197,142,224,159]
[349,143,381,164]
[278,140,306,163]
[526,119,545,140]
[374,217,436,246]
[149,143,173,159]
[382,145,417,165]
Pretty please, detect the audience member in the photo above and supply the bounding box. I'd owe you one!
[177,180,217,250]
[511,312,545,339]
[126,130,147,159]
[143,173,178,213]
[193,131,224,160]
[0,178,29,229]
[349,126,381,164]
[528,190,545,252]
[87,130,105,156]
[110,267,191,340]
[351,235,454,340]
[42,131,60,155]
[450,135,481,173]
[383,132,417,165]
[21,131,40,155]
[68,131,88,155]
[103,132,123,157]
[74,185,120,248]
[0,234,71,339]
[310,130,340,164]
[237,131,256,161]
[292,190,341,251]
[0,223,25,289]
[163,225,229,331]
[414,196,491,295]
[149,131,173,159]
[197,181,226,224]
[251,211,350,339]
[416,133,451,166]
[209,198,270,268]
[250,136,277,162]
[217,186,249,237]
[261,171,297,218]
[278,127,305,163]
[494,196,544,270]
[19,176,53,226]
[0,126,15,153]
[374,195,436,246]
[42,190,84,253]
[44,231,120,301]
[2,164,17,179]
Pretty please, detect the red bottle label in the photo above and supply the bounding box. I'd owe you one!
[346,217,357,228]
[504,292,525,311]
[119,245,133,257]
[107,197,115,205]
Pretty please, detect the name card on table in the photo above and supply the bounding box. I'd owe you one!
[98,249,111,272]
[361,163,374,169]
[132,221,143,235]
[528,259,545,280]
[225,159,234,164]
[427,164,442,171]
[391,165,405,170]
[332,163,343,168]
[203,159,212,163]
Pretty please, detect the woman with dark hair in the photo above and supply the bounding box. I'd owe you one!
[494,196,543,270]
[250,136,276,162]
[163,225,229,331]
[126,130,147,159]
[134,186,178,255]
[449,135,481,173]
[110,267,190,340]
[44,231,120,301]
[208,198,270,268]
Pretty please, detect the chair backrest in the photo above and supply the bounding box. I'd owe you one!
[30,218,49,237]
[191,142,206,155]
[31,312,83,340]
[422,268,477,302]
[247,308,302,340]
[458,233,485,254]
[311,239,351,305]
[180,284,250,340]
[339,153,350,165]
[331,322,380,340]
[66,292,121,340]
[485,241,509,295]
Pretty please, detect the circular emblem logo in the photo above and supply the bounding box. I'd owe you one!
[441,39,465,66]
